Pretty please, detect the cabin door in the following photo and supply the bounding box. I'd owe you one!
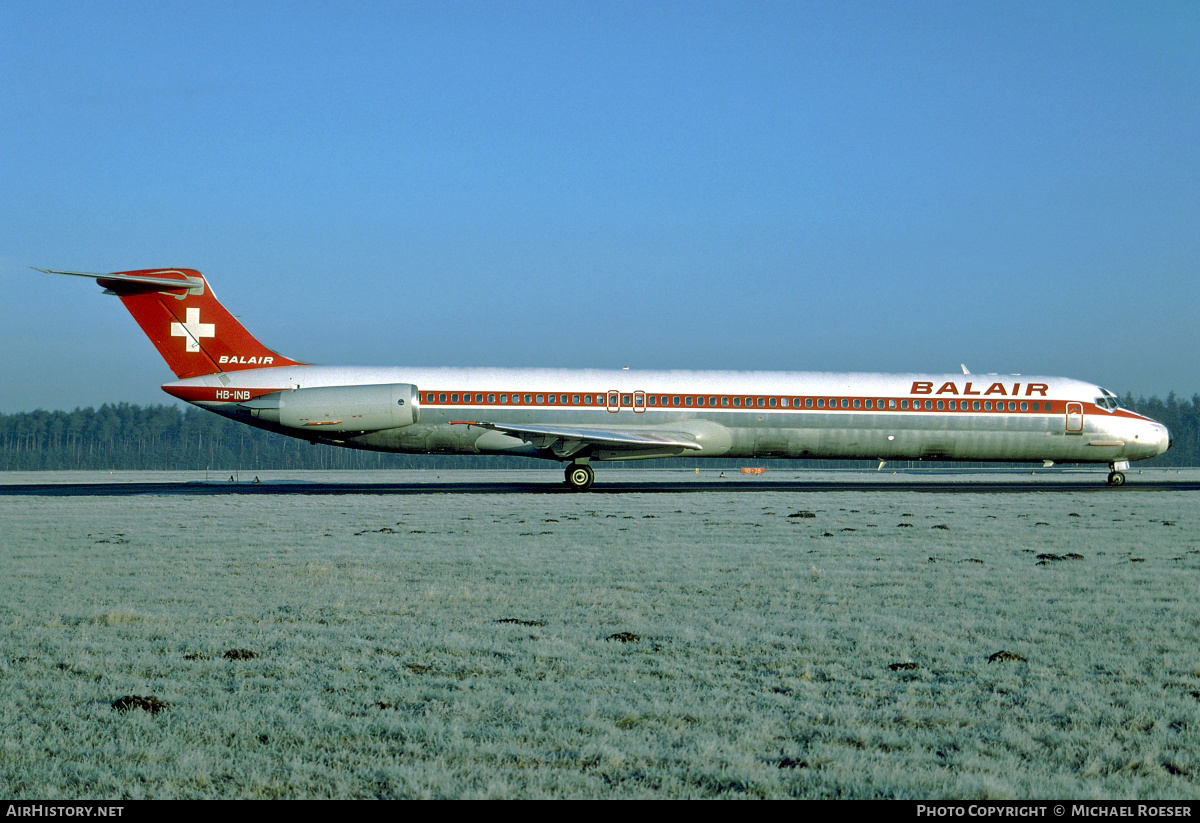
[1065,402,1084,434]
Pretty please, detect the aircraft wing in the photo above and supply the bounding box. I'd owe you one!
[451,420,702,457]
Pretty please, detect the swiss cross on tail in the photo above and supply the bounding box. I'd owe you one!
[35,267,307,379]
[170,307,216,352]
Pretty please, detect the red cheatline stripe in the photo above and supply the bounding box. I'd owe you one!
[163,384,1150,422]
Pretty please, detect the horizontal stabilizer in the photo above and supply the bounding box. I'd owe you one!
[34,268,202,293]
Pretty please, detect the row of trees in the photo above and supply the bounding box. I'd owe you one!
[0,394,1195,471]
[0,404,447,471]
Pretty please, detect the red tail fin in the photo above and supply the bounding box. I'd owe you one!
[43,268,306,378]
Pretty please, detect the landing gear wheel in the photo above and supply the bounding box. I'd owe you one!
[565,463,595,491]
[1107,471,1126,487]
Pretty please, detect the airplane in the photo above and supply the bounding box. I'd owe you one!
[37,267,1171,490]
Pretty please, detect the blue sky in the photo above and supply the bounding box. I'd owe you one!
[3,1,1197,412]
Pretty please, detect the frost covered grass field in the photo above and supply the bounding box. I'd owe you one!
[1,470,1198,799]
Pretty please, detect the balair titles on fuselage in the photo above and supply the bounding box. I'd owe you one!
[911,381,1049,397]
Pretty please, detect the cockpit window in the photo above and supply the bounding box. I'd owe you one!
[1096,389,1120,411]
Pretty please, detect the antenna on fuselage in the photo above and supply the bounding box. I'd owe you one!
[960,364,970,374]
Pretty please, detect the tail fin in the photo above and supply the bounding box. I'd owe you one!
[38,268,307,378]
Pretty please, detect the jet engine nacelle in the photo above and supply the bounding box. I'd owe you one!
[243,383,420,432]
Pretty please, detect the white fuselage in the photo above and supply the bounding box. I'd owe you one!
[163,365,1171,466]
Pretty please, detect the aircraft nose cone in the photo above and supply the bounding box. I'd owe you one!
[1159,425,1172,456]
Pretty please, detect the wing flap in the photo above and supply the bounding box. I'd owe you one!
[451,420,702,453]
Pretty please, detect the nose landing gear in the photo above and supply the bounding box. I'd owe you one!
[1106,460,1129,487]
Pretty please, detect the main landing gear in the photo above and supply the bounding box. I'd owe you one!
[564,462,595,491]
[1106,460,1129,487]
